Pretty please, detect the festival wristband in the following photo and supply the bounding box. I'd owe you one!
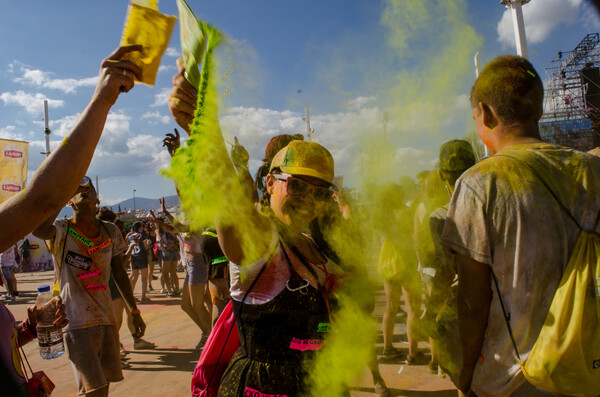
[130,309,141,316]
[68,228,93,247]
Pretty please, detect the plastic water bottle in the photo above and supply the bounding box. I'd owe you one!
[36,285,64,359]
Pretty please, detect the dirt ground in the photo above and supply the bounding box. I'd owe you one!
[6,270,458,396]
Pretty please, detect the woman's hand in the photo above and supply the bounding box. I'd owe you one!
[231,137,250,170]
[163,129,181,157]
[168,58,197,134]
[93,45,144,109]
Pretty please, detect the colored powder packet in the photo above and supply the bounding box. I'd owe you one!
[176,0,206,89]
[120,0,177,86]
[52,280,60,297]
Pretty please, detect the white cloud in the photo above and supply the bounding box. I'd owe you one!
[151,87,171,107]
[100,197,128,206]
[158,65,176,73]
[51,114,80,137]
[141,111,171,124]
[0,91,64,115]
[580,1,600,31]
[0,125,27,141]
[10,62,96,94]
[87,133,170,180]
[31,112,171,181]
[218,99,387,185]
[217,96,466,186]
[165,47,180,57]
[347,96,376,110]
[497,0,582,48]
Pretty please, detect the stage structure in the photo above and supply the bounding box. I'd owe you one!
[540,33,600,150]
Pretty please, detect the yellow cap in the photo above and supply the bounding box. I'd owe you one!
[269,140,335,185]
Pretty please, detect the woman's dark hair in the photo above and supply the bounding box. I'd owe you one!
[255,133,304,209]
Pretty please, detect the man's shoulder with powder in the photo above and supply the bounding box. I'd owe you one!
[429,205,448,222]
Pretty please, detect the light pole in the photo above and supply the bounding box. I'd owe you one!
[133,189,136,212]
[41,100,52,157]
[500,0,530,59]
[302,105,315,141]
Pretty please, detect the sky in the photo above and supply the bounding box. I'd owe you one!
[1,0,599,207]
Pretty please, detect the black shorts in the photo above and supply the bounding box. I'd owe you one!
[161,249,180,262]
[130,257,148,270]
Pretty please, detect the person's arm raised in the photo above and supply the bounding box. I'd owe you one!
[168,60,272,265]
[0,45,143,253]
[150,210,179,234]
[32,209,61,241]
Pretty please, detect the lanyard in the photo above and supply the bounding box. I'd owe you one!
[62,221,112,262]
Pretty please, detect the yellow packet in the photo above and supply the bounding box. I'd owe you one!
[120,1,177,86]
[176,0,205,89]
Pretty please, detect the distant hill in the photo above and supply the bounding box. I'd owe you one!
[57,195,180,218]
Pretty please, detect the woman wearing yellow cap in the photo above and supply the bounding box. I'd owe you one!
[169,63,344,396]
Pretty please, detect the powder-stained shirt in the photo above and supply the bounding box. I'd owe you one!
[0,246,17,268]
[178,231,203,256]
[0,303,25,387]
[47,219,127,332]
[441,142,600,397]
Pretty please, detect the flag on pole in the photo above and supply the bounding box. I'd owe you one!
[0,138,28,204]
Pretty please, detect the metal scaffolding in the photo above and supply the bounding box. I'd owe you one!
[540,33,600,150]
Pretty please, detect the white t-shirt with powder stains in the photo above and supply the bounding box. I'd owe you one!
[47,219,127,332]
[441,142,600,397]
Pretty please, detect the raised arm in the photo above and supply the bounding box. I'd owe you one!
[154,199,187,233]
[167,53,271,265]
[0,45,143,253]
[231,137,259,203]
[32,209,61,241]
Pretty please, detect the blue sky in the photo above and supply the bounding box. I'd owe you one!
[0,0,599,206]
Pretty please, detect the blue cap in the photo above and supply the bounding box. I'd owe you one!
[37,285,51,293]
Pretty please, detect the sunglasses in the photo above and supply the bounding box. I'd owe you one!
[272,173,333,203]
[75,176,93,194]
[80,176,92,187]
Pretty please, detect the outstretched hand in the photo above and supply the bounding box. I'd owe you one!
[231,136,249,170]
[162,129,181,157]
[168,57,197,134]
[93,45,144,108]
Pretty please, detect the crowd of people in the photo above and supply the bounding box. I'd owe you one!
[0,38,599,397]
